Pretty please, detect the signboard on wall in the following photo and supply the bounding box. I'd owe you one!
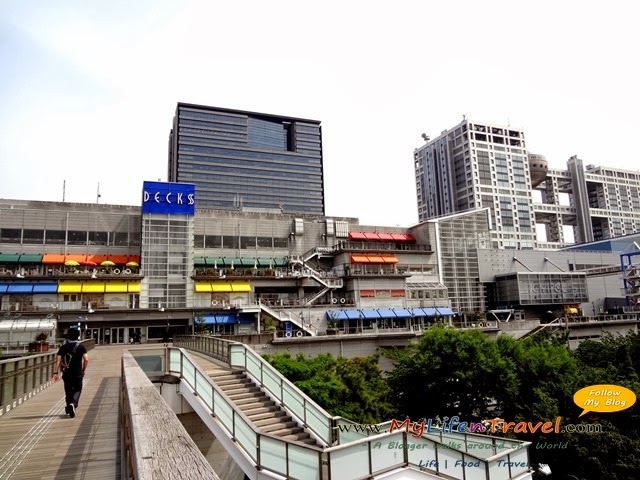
[142,181,195,215]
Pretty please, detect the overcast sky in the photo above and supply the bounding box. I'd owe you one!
[1,0,639,227]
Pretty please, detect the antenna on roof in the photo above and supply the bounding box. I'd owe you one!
[62,180,66,202]
[96,182,102,204]
[421,133,430,143]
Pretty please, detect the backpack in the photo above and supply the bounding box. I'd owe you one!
[61,342,80,373]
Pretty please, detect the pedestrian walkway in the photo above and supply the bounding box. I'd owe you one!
[0,344,145,480]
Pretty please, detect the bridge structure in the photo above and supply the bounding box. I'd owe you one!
[0,338,535,480]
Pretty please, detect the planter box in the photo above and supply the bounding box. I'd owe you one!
[29,342,50,352]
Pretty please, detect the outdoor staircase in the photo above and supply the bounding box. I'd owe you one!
[208,368,319,445]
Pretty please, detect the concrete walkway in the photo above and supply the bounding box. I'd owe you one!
[0,344,162,480]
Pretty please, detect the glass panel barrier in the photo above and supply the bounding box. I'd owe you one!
[306,408,331,443]
[407,435,438,469]
[195,370,213,410]
[213,393,234,435]
[506,448,530,477]
[262,368,281,398]
[169,348,181,373]
[288,443,321,480]
[465,461,489,480]
[245,354,262,382]
[229,345,246,368]
[181,357,196,387]
[282,382,305,416]
[234,416,258,462]
[465,435,496,459]
[329,442,370,480]
[258,435,287,475]
[488,458,510,480]
[371,431,405,473]
[436,447,464,479]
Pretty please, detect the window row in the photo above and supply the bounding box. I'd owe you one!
[0,229,141,246]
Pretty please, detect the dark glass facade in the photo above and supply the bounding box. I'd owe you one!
[169,103,325,214]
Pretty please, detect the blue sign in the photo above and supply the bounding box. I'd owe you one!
[142,181,195,215]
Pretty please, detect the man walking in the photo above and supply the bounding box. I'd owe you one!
[52,328,89,418]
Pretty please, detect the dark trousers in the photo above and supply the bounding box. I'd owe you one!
[63,375,83,407]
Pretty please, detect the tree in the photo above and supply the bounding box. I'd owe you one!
[385,325,517,419]
[263,352,393,423]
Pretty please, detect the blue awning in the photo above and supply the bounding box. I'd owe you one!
[360,309,381,319]
[326,310,360,321]
[7,284,34,294]
[434,307,455,316]
[377,309,398,319]
[391,308,413,318]
[204,314,237,325]
[327,310,346,321]
[0,284,8,294]
[32,284,58,293]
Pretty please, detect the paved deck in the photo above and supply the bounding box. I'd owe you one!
[0,344,148,480]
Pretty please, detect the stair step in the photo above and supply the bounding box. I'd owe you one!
[210,372,245,380]
[225,384,260,393]
[250,410,287,422]
[216,378,252,387]
[244,405,281,417]
[267,426,304,437]
[253,414,291,428]
[233,394,269,406]
[227,391,263,401]
[282,432,315,443]
[238,399,276,411]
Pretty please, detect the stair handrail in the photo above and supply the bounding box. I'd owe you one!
[173,338,532,480]
[167,344,326,480]
[258,301,316,336]
[227,341,336,445]
[174,336,334,445]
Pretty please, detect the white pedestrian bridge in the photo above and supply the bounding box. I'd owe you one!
[133,336,534,480]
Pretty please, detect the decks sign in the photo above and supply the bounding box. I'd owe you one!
[142,181,195,215]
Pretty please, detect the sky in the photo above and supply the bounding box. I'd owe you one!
[1,0,639,228]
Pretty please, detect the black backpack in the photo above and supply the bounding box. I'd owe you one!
[61,342,79,373]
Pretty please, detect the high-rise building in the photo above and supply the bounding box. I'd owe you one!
[539,157,640,244]
[414,119,640,249]
[169,103,325,215]
[414,119,537,249]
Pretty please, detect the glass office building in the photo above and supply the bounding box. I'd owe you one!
[168,103,325,215]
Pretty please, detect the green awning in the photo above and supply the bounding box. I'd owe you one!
[225,258,243,268]
[194,256,207,267]
[19,254,43,264]
[205,257,224,267]
[257,258,274,267]
[0,254,20,264]
[272,257,288,267]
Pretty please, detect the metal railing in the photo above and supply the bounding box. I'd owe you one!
[174,337,533,480]
[168,346,326,480]
[0,352,56,414]
[174,335,332,443]
[0,339,95,415]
